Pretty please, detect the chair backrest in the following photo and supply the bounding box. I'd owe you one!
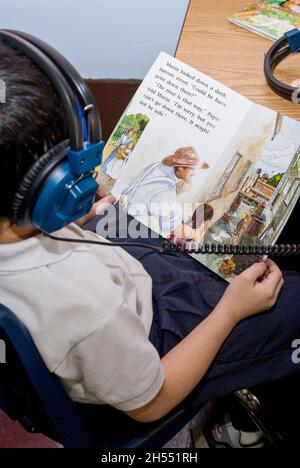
[0,304,97,448]
[0,303,205,448]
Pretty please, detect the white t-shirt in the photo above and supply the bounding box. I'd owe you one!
[0,224,164,412]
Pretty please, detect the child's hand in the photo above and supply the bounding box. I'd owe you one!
[219,259,284,324]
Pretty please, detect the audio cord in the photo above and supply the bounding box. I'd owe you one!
[43,233,300,256]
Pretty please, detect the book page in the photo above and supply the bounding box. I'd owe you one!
[194,106,300,280]
[99,52,252,204]
[98,51,299,282]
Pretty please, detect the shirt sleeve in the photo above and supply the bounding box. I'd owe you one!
[55,305,165,412]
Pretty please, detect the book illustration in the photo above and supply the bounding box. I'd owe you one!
[199,118,300,278]
[119,146,210,236]
[99,113,149,193]
[100,52,300,282]
[229,1,300,40]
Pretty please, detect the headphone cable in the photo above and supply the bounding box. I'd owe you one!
[42,232,300,256]
[42,232,163,253]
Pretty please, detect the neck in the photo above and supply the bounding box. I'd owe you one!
[0,219,39,244]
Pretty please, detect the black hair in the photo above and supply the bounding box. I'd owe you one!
[0,38,68,217]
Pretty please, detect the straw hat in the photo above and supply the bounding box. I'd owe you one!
[162,147,209,169]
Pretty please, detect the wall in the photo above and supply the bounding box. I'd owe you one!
[0,0,190,79]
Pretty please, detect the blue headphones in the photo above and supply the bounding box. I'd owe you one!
[0,29,104,233]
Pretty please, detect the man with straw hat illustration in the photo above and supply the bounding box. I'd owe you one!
[120,146,210,237]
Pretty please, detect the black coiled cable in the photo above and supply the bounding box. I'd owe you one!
[163,239,300,256]
[44,232,300,256]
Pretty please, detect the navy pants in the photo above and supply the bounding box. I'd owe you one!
[83,206,300,410]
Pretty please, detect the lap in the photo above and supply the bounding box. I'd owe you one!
[83,206,300,404]
[126,238,300,403]
[83,209,300,364]
[141,247,300,360]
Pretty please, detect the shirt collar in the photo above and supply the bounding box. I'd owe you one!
[0,224,84,274]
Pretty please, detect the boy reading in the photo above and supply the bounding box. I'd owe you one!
[1,38,300,443]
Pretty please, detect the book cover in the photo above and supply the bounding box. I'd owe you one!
[229,1,300,40]
[98,52,300,282]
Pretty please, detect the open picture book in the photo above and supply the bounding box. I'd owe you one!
[97,51,300,282]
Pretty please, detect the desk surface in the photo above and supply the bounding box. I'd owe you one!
[176,0,300,120]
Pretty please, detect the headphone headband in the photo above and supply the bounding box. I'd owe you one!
[0,29,84,150]
[0,29,104,232]
[264,29,300,102]
[6,30,102,143]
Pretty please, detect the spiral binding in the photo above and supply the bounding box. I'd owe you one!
[162,240,300,256]
[44,232,300,257]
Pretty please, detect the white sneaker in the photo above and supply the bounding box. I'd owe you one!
[192,414,265,449]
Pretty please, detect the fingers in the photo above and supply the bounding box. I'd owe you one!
[104,194,117,204]
[95,196,116,215]
[263,259,283,289]
[263,277,284,310]
[274,278,284,300]
[97,188,106,198]
[265,258,280,272]
[241,261,268,283]
[259,260,283,305]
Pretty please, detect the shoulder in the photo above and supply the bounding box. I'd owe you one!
[56,306,164,410]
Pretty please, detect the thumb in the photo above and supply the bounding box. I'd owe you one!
[95,195,116,215]
[241,261,268,283]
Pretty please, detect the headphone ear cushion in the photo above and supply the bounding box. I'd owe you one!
[11,140,70,227]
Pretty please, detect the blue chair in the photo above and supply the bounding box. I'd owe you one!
[0,303,208,448]
[0,303,284,448]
